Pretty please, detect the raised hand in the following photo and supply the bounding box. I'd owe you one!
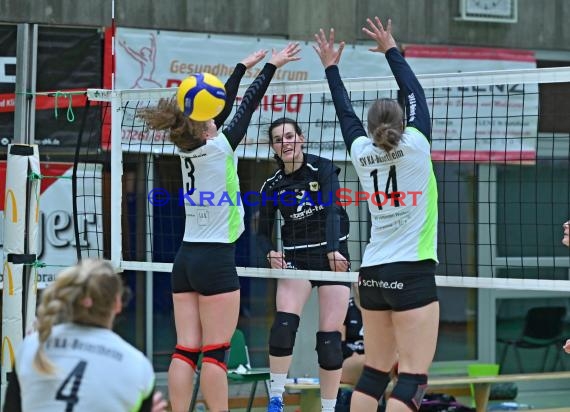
[268,42,301,68]
[362,17,397,54]
[267,250,288,269]
[151,391,167,412]
[241,49,269,69]
[327,251,349,272]
[313,28,345,68]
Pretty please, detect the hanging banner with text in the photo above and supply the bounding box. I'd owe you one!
[0,162,103,289]
[404,45,537,163]
[114,28,536,163]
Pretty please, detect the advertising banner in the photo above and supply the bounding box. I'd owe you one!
[0,162,103,289]
[405,45,537,162]
[0,26,102,153]
[115,28,537,163]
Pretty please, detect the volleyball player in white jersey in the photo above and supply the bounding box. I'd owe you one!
[314,18,439,412]
[3,259,166,412]
[562,221,570,353]
[138,44,300,412]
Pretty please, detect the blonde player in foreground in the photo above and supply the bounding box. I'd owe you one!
[314,17,439,412]
[3,259,167,412]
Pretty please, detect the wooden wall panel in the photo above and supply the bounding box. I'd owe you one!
[0,0,569,52]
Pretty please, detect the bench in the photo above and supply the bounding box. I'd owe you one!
[528,409,569,412]
[429,371,570,412]
[286,371,570,412]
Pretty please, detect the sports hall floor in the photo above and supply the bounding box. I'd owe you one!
[151,310,570,412]
[156,379,570,411]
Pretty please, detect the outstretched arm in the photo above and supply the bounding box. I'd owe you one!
[362,17,431,141]
[214,49,268,129]
[119,39,144,63]
[223,43,301,151]
[319,164,350,272]
[314,29,367,154]
[256,184,278,260]
[319,164,342,254]
[256,182,288,269]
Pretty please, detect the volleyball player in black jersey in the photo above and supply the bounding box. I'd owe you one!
[258,117,351,412]
[341,294,365,386]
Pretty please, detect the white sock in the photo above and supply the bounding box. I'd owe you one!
[269,373,287,399]
[321,398,336,411]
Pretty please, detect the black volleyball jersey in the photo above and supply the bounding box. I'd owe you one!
[344,297,364,354]
[257,154,349,255]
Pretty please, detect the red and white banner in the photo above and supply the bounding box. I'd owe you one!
[405,45,537,162]
[0,26,101,152]
[114,29,537,163]
[114,28,394,159]
[115,29,395,89]
[0,162,103,289]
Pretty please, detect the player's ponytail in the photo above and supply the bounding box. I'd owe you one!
[138,98,208,151]
[367,99,404,152]
[34,259,123,374]
[34,286,67,374]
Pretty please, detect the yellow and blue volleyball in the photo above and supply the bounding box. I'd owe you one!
[176,73,226,121]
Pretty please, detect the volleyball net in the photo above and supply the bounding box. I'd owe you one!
[78,66,570,291]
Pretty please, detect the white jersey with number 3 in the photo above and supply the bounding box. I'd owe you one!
[179,133,244,243]
[350,127,438,267]
[15,323,155,412]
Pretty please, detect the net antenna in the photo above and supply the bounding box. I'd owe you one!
[84,65,570,293]
[111,0,116,90]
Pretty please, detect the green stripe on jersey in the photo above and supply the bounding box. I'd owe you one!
[130,377,155,412]
[418,165,438,260]
[405,126,426,139]
[226,154,241,242]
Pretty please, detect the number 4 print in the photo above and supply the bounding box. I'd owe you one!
[370,165,400,210]
[55,360,87,412]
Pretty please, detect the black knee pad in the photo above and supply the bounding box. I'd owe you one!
[390,372,428,412]
[172,345,201,370]
[269,312,300,357]
[202,342,230,371]
[315,331,343,371]
[354,365,391,401]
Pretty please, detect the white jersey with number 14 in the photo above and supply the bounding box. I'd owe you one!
[350,127,438,267]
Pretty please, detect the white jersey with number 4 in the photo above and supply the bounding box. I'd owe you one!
[350,127,438,267]
[15,323,155,412]
[179,133,244,243]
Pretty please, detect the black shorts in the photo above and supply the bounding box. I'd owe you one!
[358,260,438,311]
[284,242,351,289]
[172,242,240,296]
